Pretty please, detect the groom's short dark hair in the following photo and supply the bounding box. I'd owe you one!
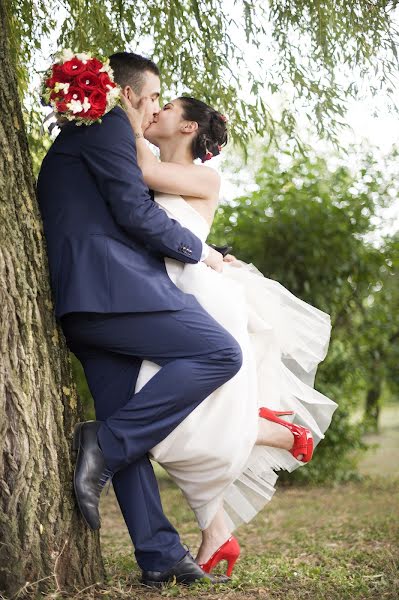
[109,52,160,94]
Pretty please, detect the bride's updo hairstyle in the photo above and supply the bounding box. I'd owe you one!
[178,97,228,163]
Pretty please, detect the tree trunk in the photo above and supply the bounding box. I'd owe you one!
[0,5,104,597]
[364,382,381,433]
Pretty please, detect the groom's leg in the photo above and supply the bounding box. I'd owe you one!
[73,348,185,571]
[61,294,242,473]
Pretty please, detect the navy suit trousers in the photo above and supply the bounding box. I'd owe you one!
[60,293,242,571]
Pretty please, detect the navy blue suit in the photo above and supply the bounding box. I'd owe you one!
[37,106,242,572]
[37,106,202,317]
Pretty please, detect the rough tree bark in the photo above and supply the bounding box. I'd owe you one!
[0,4,104,597]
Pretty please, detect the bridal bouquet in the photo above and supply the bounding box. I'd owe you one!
[41,49,120,126]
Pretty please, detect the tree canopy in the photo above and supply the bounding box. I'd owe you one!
[5,0,399,147]
[208,139,399,478]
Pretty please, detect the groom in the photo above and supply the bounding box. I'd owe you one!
[37,52,242,586]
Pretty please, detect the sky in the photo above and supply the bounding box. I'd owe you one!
[219,90,399,210]
[213,3,399,235]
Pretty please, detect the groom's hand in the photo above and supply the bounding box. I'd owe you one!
[204,247,224,272]
[120,93,153,133]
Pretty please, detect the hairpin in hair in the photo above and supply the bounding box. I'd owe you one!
[202,151,214,162]
[220,114,228,123]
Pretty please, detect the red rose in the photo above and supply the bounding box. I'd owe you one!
[64,87,85,104]
[51,63,72,84]
[98,71,114,91]
[50,89,64,101]
[76,71,100,92]
[62,58,86,77]
[87,57,104,73]
[88,108,105,119]
[56,99,69,113]
[88,89,107,118]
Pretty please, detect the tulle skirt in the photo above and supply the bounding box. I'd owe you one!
[135,258,338,530]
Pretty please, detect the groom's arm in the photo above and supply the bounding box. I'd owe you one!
[80,107,202,264]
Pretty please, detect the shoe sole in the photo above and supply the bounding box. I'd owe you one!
[140,578,217,588]
[141,580,165,588]
[141,574,229,587]
[72,422,100,530]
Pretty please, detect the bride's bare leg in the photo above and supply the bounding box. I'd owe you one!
[256,417,293,447]
[196,420,303,565]
[256,418,303,460]
[195,421,303,566]
[196,505,231,565]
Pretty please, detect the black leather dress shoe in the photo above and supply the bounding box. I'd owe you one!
[72,420,113,530]
[141,553,230,587]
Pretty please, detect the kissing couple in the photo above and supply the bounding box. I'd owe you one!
[37,50,337,587]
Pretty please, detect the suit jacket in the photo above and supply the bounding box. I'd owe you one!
[37,106,203,319]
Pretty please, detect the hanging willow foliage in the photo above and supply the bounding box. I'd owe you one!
[4,0,399,148]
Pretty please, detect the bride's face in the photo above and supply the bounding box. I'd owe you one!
[144,99,194,146]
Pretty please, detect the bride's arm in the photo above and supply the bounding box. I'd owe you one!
[135,135,220,199]
[121,95,220,199]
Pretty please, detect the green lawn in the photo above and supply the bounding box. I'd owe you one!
[39,405,398,600]
[95,414,399,600]
[357,404,399,477]
[97,476,399,600]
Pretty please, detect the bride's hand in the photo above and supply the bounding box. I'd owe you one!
[120,93,152,134]
[204,247,224,273]
[223,253,238,263]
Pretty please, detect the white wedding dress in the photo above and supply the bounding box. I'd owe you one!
[135,192,338,532]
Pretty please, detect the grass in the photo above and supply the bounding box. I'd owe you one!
[95,475,399,600]
[357,404,399,477]
[94,405,399,599]
[33,405,399,600]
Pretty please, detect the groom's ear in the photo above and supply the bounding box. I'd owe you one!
[121,85,138,108]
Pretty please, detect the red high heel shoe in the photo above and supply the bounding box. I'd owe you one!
[259,407,314,463]
[199,535,240,577]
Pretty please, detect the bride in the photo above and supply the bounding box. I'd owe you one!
[120,93,337,576]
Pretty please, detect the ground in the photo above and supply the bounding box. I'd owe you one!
[97,476,398,600]
[92,405,399,600]
[28,406,398,599]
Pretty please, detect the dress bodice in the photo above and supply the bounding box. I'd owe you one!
[154,192,211,243]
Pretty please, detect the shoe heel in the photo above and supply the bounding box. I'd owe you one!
[226,555,238,577]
